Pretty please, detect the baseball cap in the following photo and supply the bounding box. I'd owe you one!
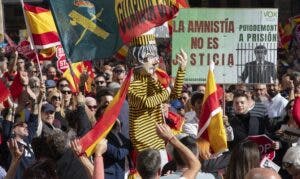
[45,80,56,89]
[170,99,184,110]
[41,103,55,113]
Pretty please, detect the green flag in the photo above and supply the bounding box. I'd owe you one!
[49,0,187,62]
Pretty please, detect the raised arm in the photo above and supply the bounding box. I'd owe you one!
[156,123,201,179]
[170,49,187,100]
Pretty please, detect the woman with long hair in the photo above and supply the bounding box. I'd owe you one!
[225,140,260,179]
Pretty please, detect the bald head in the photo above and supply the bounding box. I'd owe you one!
[245,168,281,179]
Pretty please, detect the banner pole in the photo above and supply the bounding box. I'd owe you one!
[20,0,43,82]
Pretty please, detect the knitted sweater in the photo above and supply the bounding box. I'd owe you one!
[128,68,185,152]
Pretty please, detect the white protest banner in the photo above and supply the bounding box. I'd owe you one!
[172,8,278,84]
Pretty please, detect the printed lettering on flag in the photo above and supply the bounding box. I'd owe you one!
[49,0,188,61]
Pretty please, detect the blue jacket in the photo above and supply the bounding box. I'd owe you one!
[103,131,132,179]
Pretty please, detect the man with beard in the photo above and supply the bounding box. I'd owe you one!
[264,80,288,129]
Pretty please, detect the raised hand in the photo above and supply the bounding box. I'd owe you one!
[95,139,108,157]
[71,138,83,156]
[176,49,188,70]
[7,138,24,161]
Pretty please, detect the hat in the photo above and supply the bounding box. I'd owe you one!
[12,115,26,128]
[170,99,184,110]
[127,29,158,67]
[45,80,56,89]
[41,103,55,113]
[283,146,300,168]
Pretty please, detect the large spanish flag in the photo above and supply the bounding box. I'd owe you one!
[23,4,60,49]
[79,69,133,157]
[197,63,227,154]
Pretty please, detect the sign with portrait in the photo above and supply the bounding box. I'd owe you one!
[172,8,278,84]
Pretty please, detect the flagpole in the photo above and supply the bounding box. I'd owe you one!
[20,0,43,82]
[66,59,79,93]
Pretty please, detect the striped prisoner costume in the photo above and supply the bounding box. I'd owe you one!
[128,68,186,152]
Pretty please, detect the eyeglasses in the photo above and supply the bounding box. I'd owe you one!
[282,162,293,169]
[87,105,97,110]
[51,96,61,101]
[61,90,71,95]
[95,80,106,85]
[31,85,40,89]
[59,83,69,88]
[45,111,55,115]
[15,123,27,128]
[31,71,37,74]
[113,70,125,74]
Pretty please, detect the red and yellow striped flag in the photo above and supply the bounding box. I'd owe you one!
[197,63,227,154]
[23,4,60,49]
[79,69,133,157]
[62,61,94,93]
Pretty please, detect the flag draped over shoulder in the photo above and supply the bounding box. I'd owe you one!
[197,63,227,154]
[79,69,133,157]
[23,3,60,49]
[49,0,188,62]
[62,61,94,93]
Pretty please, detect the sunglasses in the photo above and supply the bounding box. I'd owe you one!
[114,70,125,74]
[87,105,97,110]
[59,84,69,88]
[14,123,27,128]
[52,96,61,101]
[282,162,293,169]
[45,111,55,115]
[61,90,71,95]
[95,80,105,85]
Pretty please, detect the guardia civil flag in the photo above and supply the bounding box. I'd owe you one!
[23,4,60,49]
[79,69,133,156]
[197,62,228,154]
[49,0,188,62]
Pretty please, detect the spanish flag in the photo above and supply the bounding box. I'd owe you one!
[23,4,60,49]
[79,69,133,157]
[197,63,227,154]
[62,61,94,93]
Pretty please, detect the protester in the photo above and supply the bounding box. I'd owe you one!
[245,168,282,179]
[225,140,260,179]
[282,146,300,179]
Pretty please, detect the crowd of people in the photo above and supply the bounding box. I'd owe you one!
[0,31,299,179]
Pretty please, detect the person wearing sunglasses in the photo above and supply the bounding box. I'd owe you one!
[57,78,70,92]
[85,96,97,126]
[112,64,126,85]
[282,146,300,179]
[40,103,62,137]
[61,86,73,111]
[47,90,68,132]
